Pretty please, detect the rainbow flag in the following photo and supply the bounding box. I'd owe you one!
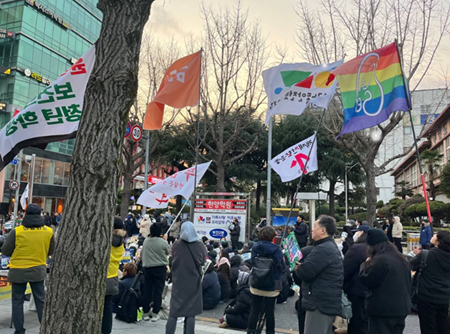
[332,42,410,138]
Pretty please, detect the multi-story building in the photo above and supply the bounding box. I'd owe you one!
[0,0,101,214]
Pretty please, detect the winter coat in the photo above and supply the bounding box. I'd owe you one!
[106,230,126,296]
[169,221,181,239]
[202,271,221,310]
[161,218,170,235]
[294,221,308,247]
[43,215,52,227]
[277,264,294,304]
[224,283,252,329]
[230,223,241,239]
[139,218,151,238]
[382,223,393,242]
[410,247,450,304]
[169,239,207,317]
[113,275,142,309]
[359,253,411,317]
[217,265,232,300]
[230,256,242,298]
[296,236,343,316]
[250,240,285,294]
[392,218,403,239]
[343,242,368,297]
[419,224,432,247]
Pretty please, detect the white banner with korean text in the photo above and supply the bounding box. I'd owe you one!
[194,212,246,242]
[0,46,96,171]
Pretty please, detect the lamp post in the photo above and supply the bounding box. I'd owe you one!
[345,163,359,220]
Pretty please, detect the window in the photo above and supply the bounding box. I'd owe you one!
[404,127,412,135]
[411,163,418,187]
[446,136,450,161]
[63,163,70,186]
[41,159,52,184]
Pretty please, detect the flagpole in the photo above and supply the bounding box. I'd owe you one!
[13,151,22,221]
[281,108,327,242]
[165,201,188,235]
[141,130,151,215]
[266,118,273,225]
[395,39,432,223]
[191,48,203,220]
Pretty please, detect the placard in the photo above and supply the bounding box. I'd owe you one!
[281,232,303,271]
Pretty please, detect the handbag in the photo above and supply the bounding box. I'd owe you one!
[339,292,353,320]
[411,250,429,305]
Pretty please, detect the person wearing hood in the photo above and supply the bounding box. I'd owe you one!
[410,230,450,334]
[166,221,207,334]
[1,204,55,334]
[392,216,403,253]
[343,225,370,334]
[217,256,232,301]
[293,246,314,334]
[419,219,432,250]
[139,214,151,238]
[359,229,411,334]
[202,259,221,310]
[247,226,285,334]
[102,217,126,334]
[142,222,170,322]
[220,271,252,329]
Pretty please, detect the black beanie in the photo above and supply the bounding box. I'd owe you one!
[150,222,162,237]
[113,217,124,230]
[367,229,389,246]
[26,204,41,215]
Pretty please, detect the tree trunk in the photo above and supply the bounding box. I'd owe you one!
[255,179,261,215]
[120,150,134,219]
[40,1,154,334]
[365,160,377,224]
[216,162,226,192]
[328,180,336,217]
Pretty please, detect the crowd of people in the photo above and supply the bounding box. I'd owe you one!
[3,205,450,334]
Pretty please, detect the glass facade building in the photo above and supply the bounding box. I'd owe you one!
[0,0,101,214]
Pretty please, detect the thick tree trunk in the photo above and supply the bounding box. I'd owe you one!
[328,180,336,217]
[40,1,154,334]
[365,160,377,224]
[120,151,134,218]
[216,162,226,192]
[255,179,261,215]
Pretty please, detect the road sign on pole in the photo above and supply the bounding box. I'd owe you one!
[131,124,142,142]
[9,180,19,191]
[124,122,131,138]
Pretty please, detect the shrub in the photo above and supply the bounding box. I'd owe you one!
[412,194,423,198]
[405,203,419,218]
[398,196,425,219]
[416,201,447,220]
[349,212,367,222]
[376,200,384,208]
[316,204,330,216]
[337,221,346,227]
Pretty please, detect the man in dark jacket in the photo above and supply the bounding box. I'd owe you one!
[229,218,241,251]
[294,215,308,248]
[43,212,52,227]
[1,204,55,334]
[295,215,343,334]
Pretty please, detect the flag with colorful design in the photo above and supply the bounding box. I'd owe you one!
[332,42,410,138]
[269,134,318,182]
[263,60,343,125]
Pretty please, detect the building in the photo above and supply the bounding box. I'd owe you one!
[0,0,101,214]
[375,89,450,204]
[391,103,450,202]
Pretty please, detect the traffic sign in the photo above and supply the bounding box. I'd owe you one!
[124,122,131,138]
[9,180,19,191]
[10,158,18,165]
[131,124,142,142]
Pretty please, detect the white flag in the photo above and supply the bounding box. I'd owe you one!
[0,46,96,171]
[20,184,29,209]
[145,161,212,199]
[137,190,171,209]
[269,134,318,182]
[263,60,343,125]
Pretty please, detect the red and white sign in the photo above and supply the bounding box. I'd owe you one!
[131,124,142,142]
[136,190,170,209]
[195,199,247,213]
[148,176,162,184]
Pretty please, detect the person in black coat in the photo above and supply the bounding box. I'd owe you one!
[294,215,308,248]
[229,218,241,251]
[359,229,411,334]
[217,257,232,301]
[220,271,252,329]
[293,246,314,334]
[202,260,221,310]
[276,262,294,304]
[113,263,141,313]
[343,225,370,334]
[410,230,450,334]
[382,218,394,242]
[230,255,242,298]
[295,215,343,334]
[342,225,354,255]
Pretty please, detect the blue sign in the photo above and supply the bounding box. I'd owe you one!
[209,228,228,239]
[10,159,18,165]
[272,216,297,226]
[124,122,131,138]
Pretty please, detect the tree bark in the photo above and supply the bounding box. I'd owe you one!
[328,180,336,217]
[216,162,226,192]
[365,160,377,224]
[40,1,154,334]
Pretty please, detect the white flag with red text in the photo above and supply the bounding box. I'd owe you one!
[269,134,318,182]
[138,161,212,202]
[137,190,171,209]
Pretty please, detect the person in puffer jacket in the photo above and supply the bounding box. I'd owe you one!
[220,271,252,329]
[202,260,221,310]
[102,217,126,334]
[230,255,242,298]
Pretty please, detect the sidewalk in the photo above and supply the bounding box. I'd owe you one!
[0,299,254,334]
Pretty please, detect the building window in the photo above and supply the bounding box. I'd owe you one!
[411,163,418,187]
[446,136,450,161]
[404,127,412,135]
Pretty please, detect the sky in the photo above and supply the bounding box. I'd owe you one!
[145,0,450,91]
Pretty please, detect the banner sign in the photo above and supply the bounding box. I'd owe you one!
[0,46,95,171]
[0,276,32,301]
[194,199,247,213]
[194,212,246,242]
[281,232,303,271]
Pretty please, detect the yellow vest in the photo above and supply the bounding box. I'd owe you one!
[9,225,53,269]
[107,245,124,278]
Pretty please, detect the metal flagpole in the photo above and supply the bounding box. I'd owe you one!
[141,130,151,215]
[191,48,203,220]
[28,154,36,205]
[266,118,273,225]
[395,39,432,223]
[13,152,22,221]
[281,108,327,241]
[165,201,188,235]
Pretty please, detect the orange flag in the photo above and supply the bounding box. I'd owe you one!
[143,51,201,130]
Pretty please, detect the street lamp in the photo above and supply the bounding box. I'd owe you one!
[345,163,359,221]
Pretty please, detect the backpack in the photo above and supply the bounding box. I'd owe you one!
[411,250,429,305]
[249,255,276,291]
[116,272,142,323]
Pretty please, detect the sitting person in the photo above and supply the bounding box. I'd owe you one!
[230,255,242,298]
[202,260,221,310]
[212,241,221,262]
[240,245,252,268]
[407,244,422,258]
[219,271,252,329]
[206,245,218,266]
[217,257,231,302]
[113,263,141,313]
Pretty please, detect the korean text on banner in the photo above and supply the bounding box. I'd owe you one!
[137,190,170,209]
[269,134,318,183]
[263,60,343,125]
[0,46,96,171]
[281,232,303,271]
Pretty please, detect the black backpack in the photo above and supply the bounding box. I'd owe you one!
[116,272,142,323]
[249,255,276,291]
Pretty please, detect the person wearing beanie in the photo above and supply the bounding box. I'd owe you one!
[359,229,411,334]
[102,217,126,334]
[1,204,54,334]
[419,219,433,250]
[142,222,170,322]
